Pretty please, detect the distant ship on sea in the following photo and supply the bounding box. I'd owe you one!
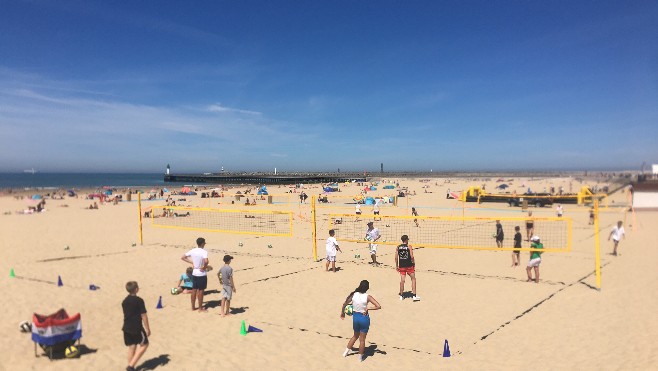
[24,168,36,174]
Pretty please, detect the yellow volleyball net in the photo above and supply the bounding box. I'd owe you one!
[328,214,572,253]
[148,205,293,237]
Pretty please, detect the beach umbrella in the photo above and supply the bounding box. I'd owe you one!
[497,184,509,189]
[31,194,43,200]
[163,188,169,192]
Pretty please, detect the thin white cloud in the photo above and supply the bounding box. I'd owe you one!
[207,103,261,115]
[0,72,322,171]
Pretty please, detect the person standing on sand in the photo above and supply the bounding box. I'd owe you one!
[525,211,534,241]
[526,236,543,283]
[608,221,625,256]
[122,281,151,371]
[512,226,522,267]
[355,203,362,221]
[396,235,420,301]
[181,237,209,312]
[365,222,381,265]
[589,208,595,225]
[495,220,504,248]
[340,280,382,362]
[556,204,563,218]
[412,207,419,227]
[219,255,236,317]
[326,229,342,272]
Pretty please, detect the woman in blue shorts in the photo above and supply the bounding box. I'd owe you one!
[340,280,381,362]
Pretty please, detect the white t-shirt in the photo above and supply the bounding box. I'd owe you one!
[366,228,380,242]
[373,203,379,212]
[611,226,625,241]
[355,204,361,213]
[326,236,339,257]
[185,247,208,276]
[556,205,563,215]
[351,292,369,314]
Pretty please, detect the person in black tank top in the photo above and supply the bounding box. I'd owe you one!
[395,235,420,301]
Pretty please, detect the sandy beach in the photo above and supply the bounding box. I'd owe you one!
[1,176,656,370]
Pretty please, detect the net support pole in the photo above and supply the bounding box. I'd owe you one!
[594,198,601,289]
[312,196,318,261]
[138,191,143,246]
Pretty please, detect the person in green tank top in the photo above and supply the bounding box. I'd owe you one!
[526,235,543,283]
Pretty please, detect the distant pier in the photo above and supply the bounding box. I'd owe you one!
[163,170,612,185]
[164,172,369,184]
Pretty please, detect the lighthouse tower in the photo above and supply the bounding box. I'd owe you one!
[166,164,170,175]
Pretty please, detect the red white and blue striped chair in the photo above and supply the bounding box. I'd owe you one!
[32,309,82,359]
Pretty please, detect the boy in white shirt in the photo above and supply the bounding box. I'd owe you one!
[608,221,625,256]
[325,230,342,272]
[365,222,381,265]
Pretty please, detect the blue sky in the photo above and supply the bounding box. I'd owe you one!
[0,1,656,173]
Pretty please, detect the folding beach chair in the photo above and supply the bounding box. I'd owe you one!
[31,309,82,359]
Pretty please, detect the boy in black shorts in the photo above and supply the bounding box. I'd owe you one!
[122,281,151,371]
[512,226,522,267]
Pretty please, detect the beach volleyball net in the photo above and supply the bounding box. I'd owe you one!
[149,205,293,237]
[328,214,572,252]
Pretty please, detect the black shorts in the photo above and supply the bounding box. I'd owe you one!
[496,237,504,242]
[374,211,380,215]
[192,275,207,290]
[124,328,149,346]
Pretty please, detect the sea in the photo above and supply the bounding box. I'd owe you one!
[0,173,182,190]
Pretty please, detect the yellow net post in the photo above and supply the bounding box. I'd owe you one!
[312,196,318,261]
[594,198,601,289]
[138,192,143,245]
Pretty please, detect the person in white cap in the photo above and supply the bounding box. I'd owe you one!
[526,235,543,283]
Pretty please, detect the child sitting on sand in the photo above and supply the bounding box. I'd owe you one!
[175,267,194,294]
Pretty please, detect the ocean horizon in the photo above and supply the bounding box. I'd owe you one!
[0,173,170,189]
[0,168,636,190]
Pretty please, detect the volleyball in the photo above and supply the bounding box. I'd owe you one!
[365,235,373,241]
[344,304,353,316]
[19,321,32,333]
[65,345,79,358]
[170,287,179,295]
